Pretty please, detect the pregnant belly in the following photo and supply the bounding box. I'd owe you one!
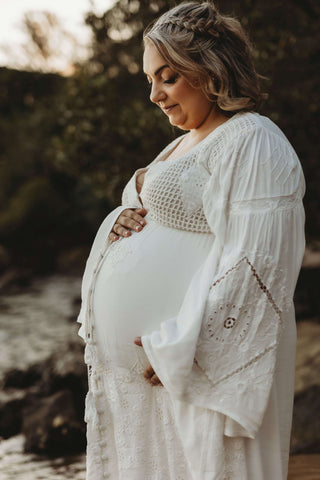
[92,217,213,367]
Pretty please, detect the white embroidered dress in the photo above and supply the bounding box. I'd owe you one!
[78,112,305,480]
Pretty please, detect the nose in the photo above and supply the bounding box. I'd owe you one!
[149,83,166,105]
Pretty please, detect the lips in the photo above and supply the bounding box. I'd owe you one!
[162,104,178,114]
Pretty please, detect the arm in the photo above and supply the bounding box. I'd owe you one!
[141,126,305,436]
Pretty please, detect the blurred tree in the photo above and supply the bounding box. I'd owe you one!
[51,0,180,207]
[0,68,107,272]
[1,11,89,75]
[0,0,319,275]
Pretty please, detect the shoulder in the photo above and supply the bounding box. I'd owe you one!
[208,111,296,153]
[203,112,300,174]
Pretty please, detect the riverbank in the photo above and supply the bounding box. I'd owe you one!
[1,435,320,480]
[288,455,320,479]
[0,435,85,480]
[0,274,320,477]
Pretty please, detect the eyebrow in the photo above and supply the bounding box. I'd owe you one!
[144,64,170,77]
[154,64,169,76]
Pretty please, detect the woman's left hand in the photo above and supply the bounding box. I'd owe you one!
[134,337,163,387]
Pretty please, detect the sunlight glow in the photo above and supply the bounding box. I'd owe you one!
[0,0,115,73]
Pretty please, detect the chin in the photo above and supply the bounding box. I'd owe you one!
[169,118,187,130]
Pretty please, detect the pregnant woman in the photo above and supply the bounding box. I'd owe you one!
[77,2,305,479]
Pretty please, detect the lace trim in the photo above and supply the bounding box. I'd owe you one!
[229,192,302,214]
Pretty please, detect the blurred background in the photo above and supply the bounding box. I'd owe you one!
[0,0,319,478]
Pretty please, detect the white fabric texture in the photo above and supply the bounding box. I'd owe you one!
[78,111,305,479]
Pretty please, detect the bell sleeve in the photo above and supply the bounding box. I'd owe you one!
[141,125,305,438]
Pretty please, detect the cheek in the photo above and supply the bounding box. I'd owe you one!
[171,79,194,101]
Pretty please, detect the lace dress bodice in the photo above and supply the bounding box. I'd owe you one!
[121,130,222,233]
[123,155,212,233]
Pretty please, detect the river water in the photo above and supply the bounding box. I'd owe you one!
[0,275,86,479]
[0,435,85,479]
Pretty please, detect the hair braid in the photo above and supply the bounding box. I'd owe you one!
[163,16,222,38]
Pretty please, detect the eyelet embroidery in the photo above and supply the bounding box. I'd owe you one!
[224,317,236,329]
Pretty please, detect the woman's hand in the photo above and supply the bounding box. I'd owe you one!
[134,336,163,387]
[109,208,148,242]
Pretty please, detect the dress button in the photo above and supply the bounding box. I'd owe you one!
[99,440,106,447]
[103,472,109,478]
[102,454,108,461]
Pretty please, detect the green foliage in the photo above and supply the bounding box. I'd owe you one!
[0,0,319,273]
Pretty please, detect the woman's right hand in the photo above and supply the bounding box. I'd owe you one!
[108,208,148,242]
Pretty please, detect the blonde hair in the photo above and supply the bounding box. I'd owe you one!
[144,1,265,114]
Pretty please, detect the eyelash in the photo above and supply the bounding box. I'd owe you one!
[164,74,179,84]
[147,74,179,88]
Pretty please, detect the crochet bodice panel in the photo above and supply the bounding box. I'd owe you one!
[121,113,262,234]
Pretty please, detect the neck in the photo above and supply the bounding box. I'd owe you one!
[189,105,229,141]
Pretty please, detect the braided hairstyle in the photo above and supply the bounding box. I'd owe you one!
[144,2,265,113]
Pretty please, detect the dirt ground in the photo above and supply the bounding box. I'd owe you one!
[288,455,320,480]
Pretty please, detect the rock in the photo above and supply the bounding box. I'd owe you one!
[38,341,87,421]
[294,267,320,320]
[3,364,42,389]
[0,389,27,439]
[0,364,43,439]
[0,267,32,291]
[22,390,86,455]
[302,245,320,269]
[0,339,87,452]
[0,244,10,271]
[291,385,320,454]
[290,321,320,454]
[295,321,320,394]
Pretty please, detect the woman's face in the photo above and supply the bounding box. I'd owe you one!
[143,41,213,131]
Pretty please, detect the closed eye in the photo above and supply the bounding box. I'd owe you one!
[164,74,179,84]
[146,73,179,89]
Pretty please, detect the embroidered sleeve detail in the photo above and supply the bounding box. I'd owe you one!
[209,256,282,317]
[192,253,285,415]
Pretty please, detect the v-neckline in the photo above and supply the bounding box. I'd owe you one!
[133,111,246,205]
[155,112,242,165]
